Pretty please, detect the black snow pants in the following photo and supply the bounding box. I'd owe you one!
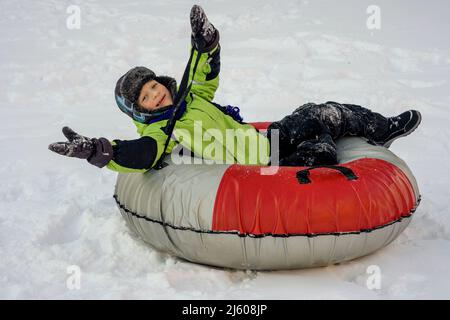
[267,101,390,166]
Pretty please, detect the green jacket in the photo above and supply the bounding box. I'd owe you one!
[107,44,270,173]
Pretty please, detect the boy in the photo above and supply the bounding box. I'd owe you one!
[49,5,421,170]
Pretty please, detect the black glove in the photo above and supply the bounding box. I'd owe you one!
[190,5,219,51]
[279,134,338,167]
[49,126,113,168]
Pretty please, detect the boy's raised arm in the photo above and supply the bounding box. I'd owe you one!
[190,5,219,53]
[188,5,221,101]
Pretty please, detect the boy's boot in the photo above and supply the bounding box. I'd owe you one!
[374,110,422,148]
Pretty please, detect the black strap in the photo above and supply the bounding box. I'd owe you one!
[153,46,202,170]
[296,165,358,184]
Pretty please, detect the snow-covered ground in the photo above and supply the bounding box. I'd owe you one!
[1,0,450,299]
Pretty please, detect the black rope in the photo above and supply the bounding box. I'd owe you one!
[113,194,421,238]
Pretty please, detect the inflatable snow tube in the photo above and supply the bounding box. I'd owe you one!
[114,122,420,270]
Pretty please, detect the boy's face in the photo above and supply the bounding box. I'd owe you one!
[137,80,173,111]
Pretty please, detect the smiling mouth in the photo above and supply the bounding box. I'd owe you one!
[157,95,165,107]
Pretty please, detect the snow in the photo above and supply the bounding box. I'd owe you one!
[1,0,450,299]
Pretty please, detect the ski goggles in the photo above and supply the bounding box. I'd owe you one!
[115,94,185,125]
